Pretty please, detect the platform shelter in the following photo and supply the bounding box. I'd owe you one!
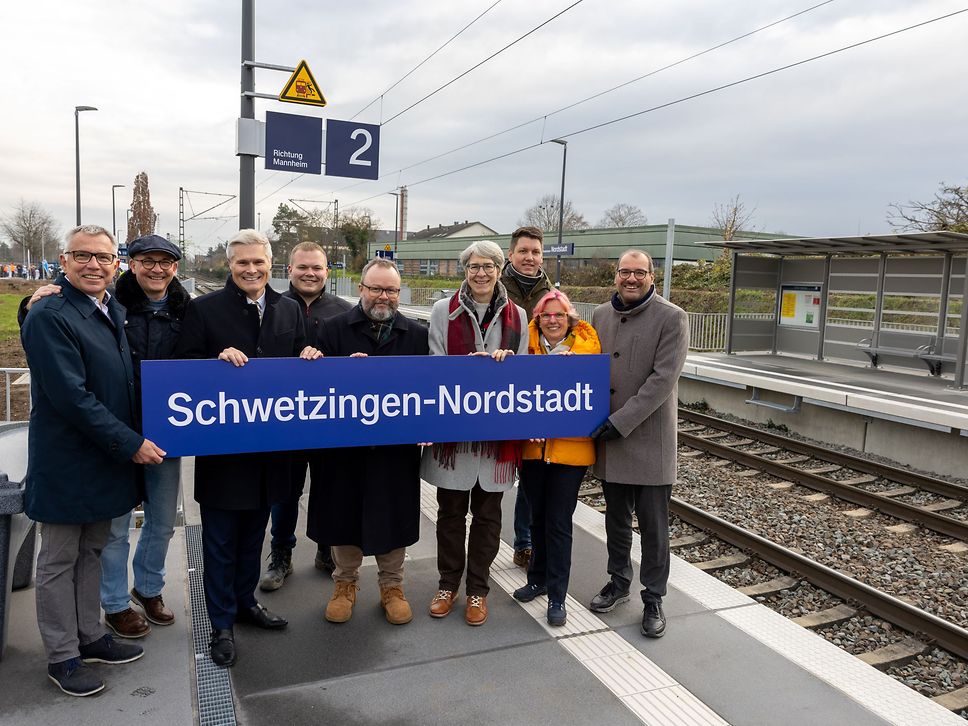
[701,232,968,389]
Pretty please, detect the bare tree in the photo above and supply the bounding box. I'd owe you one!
[1,199,61,264]
[598,202,646,228]
[519,194,589,232]
[126,171,156,242]
[339,207,379,272]
[711,194,756,240]
[888,183,968,233]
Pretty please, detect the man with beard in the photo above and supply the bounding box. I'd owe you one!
[174,229,320,667]
[589,249,688,639]
[499,226,553,568]
[259,241,351,591]
[307,258,429,625]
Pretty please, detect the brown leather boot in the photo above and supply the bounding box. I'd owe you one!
[380,586,413,625]
[325,581,358,623]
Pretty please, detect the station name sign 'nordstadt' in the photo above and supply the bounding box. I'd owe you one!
[141,355,611,457]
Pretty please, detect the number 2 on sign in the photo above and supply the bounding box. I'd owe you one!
[349,129,372,167]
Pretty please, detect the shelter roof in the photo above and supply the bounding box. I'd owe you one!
[698,231,968,256]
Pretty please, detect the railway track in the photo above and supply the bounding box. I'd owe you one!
[677,408,968,541]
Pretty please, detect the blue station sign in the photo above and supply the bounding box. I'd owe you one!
[141,354,610,457]
[325,119,380,180]
[544,243,575,256]
[265,111,322,174]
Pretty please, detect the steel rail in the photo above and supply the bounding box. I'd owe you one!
[678,430,968,541]
[672,498,968,661]
[679,408,968,501]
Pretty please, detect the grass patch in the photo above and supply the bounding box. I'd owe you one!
[0,293,25,342]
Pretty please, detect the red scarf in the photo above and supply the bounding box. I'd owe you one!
[433,287,523,484]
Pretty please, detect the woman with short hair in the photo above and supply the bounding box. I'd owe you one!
[422,240,528,626]
[512,290,600,626]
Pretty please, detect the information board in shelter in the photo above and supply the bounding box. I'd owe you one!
[778,284,822,328]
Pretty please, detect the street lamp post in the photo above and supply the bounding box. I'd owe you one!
[111,184,124,242]
[74,106,98,225]
[550,138,567,288]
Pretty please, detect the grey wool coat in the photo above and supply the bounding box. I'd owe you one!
[591,291,689,487]
[419,282,529,492]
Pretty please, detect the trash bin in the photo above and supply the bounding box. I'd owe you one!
[0,422,30,661]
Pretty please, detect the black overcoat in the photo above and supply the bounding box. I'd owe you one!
[173,277,308,510]
[21,276,143,523]
[306,306,429,554]
[282,284,353,347]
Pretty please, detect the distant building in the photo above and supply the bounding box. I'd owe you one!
[395,223,787,277]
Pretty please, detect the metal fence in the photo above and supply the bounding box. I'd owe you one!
[0,369,29,422]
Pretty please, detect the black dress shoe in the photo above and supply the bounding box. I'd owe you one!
[210,629,236,667]
[237,602,288,629]
[641,601,666,638]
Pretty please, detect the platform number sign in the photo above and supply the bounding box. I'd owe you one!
[325,119,380,180]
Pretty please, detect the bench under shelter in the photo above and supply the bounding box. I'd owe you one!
[701,231,968,390]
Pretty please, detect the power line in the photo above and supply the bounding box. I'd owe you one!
[347,1,838,184]
[351,0,505,121]
[383,0,586,124]
[339,7,967,209]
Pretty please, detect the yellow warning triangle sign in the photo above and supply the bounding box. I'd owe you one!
[279,60,327,107]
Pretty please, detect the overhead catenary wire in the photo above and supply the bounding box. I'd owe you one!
[350,0,506,121]
[336,7,968,212]
[382,0,586,125]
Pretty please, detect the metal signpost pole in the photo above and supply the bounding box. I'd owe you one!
[550,139,567,288]
[664,218,675,299]
[239,0,255,229]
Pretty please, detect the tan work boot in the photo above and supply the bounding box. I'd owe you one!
[325,581,358,623]
[380,586,413,625]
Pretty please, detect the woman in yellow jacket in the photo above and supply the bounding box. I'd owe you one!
[512,289,601,626]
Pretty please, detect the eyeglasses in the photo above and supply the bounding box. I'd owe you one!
[359,283,401,298]
[617,268,652,280]
[134,257,175,270]
[465,263,497,274]
[538,312,567,322]
[67,250,116,265]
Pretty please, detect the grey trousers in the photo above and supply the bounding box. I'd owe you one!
[332,545,405,588]
[35,520,111,664]
[601,482,671,603]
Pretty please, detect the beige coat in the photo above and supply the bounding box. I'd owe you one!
[591,291,689,487]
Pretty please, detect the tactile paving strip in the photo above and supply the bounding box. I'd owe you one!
[420,481,728,725]
[185,524,237,726]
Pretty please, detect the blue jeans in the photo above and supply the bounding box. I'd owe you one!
[512,485,532,551]
[100,458,181,614]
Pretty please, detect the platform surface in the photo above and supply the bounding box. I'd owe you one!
[0,464,962,726]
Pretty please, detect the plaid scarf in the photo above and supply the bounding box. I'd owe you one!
[433,282,523,484]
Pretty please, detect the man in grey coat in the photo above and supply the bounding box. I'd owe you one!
[589,249,688,638]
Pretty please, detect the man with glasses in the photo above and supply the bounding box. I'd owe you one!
[23,234,190,639]
[307,258,428,626]
[500,226,553,568]
[260,241,352,591]
[589,249,688,639]
[21,225,166,696]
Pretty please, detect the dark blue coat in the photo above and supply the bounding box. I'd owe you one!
[173,277,308,510]
[306,307,429,554]
[21,275,143,523]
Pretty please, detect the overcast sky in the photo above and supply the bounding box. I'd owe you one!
[1,0,966,255]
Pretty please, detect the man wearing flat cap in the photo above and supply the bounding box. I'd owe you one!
[23,233,190,639]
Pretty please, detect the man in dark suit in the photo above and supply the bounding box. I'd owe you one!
[21,225,165,696]
[307,258,429,626]
[260,241,352,591]
[173,229,319,667]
